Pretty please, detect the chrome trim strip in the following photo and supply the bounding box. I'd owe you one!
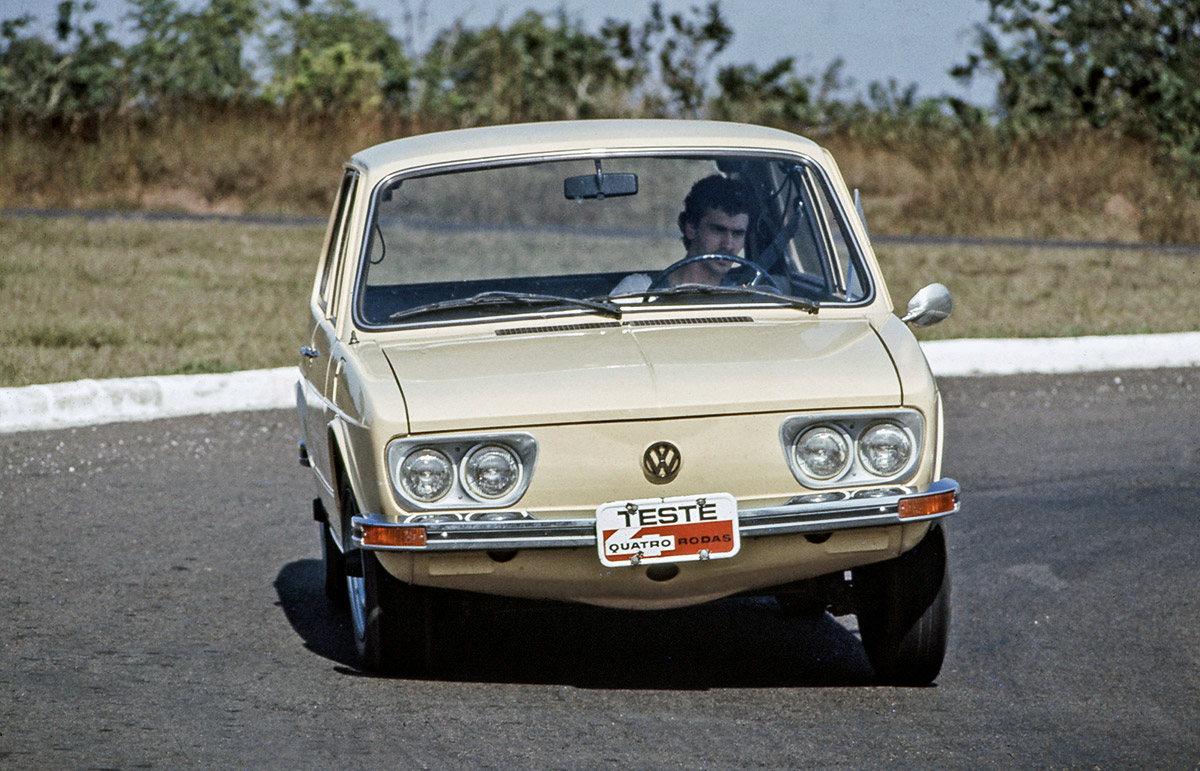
[352,478,959,552]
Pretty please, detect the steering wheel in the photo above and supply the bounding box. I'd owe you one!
[648,254,784,292]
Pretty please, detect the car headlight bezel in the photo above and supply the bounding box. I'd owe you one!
[386,433,537,511]
[780,410,923,489]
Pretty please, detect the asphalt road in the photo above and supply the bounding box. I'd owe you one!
[2,368,1197,769]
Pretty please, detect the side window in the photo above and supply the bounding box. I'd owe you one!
[318,170,359,311]
[754,162,863,301]
[788,168,867,302]
[816,180,862,299]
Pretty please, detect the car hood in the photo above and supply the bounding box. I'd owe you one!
[382,318,901,434]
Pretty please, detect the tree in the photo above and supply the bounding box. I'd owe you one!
[954,0,1200,176]
[0,1,124,131]
[264,0,411,114]
[709,57,818,128]
[417,10,627,126]
[600,1,732,118]
[125,0,259,109]
[656,1,732,117]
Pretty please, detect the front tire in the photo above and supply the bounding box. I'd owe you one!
[853,523,951,686]
[352,549,434,675]
[775,592,828,618]
[339,478,435,676]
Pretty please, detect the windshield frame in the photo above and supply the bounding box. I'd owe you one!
[350,147,876,332]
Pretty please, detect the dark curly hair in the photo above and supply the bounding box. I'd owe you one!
[678,174,755,248]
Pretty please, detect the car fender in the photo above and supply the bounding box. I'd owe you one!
[327,343,410,545]
[874,314,942,484]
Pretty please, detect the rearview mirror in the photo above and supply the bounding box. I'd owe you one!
[901,283,953,327]
[564,161,638,200]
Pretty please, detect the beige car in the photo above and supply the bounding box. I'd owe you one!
[296,120,959,684]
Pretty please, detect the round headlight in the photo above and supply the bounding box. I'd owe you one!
[859,422,912,477]
[794,426,850,480]
[399,448,454,502]
[462,445,521,500]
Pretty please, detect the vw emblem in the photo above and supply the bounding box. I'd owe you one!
[642,441,681,484]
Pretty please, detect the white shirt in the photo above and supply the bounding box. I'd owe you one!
[610,273,653,295]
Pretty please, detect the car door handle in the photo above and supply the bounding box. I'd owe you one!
[300,346,321,359]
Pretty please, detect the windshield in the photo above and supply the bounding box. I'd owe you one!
[356,153,870,327]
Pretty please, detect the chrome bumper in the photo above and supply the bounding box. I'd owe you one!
[352,478,959,552]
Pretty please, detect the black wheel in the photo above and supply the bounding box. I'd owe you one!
[353,549,438,676]
[320,521,348,608]
[338,478,436,676]
[775,593,828,618]
[853,523,951,686]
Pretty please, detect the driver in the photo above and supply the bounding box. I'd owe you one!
[612,174,754,294]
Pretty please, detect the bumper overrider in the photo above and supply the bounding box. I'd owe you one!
[352,478,960,552]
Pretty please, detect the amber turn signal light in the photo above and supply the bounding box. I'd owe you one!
[361,524,427,548]
[898,490,956,520]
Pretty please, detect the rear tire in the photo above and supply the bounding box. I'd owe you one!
[853,523,951,686]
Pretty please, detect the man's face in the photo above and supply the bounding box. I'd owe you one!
[673,208,749,286]
[686,208,749,258]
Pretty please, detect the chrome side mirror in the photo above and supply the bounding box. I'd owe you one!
[902,283,953,327]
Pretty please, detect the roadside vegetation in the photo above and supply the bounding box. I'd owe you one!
[0,215,1195,388]
[3,0,1199,240]
[1,0,1197,386]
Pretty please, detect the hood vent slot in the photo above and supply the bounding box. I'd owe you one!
[498,316,753,337]
[496,321,621,336]
[626,315,753,328]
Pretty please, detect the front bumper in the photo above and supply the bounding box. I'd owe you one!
[352,478,960,552]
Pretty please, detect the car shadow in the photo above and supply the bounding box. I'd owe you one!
[274,559,360,669]
[275,559,877,688]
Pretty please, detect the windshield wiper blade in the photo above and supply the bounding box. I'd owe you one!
[618,285,819,314]
[390,290,622,322]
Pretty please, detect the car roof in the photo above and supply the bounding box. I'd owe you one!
[350,120,826,178]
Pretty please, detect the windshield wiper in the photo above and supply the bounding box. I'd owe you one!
[615,285,819,314]
[390,290,622,322]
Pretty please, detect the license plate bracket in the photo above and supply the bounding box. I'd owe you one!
[595,493,739,567]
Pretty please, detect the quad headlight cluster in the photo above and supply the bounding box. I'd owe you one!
[386,433,537,510]
[780,410,924,488]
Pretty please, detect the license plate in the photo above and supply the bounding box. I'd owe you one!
[595,493,739,567]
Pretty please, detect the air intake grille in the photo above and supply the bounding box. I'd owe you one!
[498,316,754,336]
[496,321,621,336]
[626,316,754,328]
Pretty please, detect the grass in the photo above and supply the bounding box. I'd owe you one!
[876,243,1200,340]
[0,215,320,387]
[825,131,1200,244]
[1,214,1196,388]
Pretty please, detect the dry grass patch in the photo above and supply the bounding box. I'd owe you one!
[0,215,322,386]
[1,215,1196,387]
[6,118,1200,245]
[879,243,1200,340]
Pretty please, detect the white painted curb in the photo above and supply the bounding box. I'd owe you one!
[921,331,1200,377]
[0,367,298,435]
[1,333,1197,434]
